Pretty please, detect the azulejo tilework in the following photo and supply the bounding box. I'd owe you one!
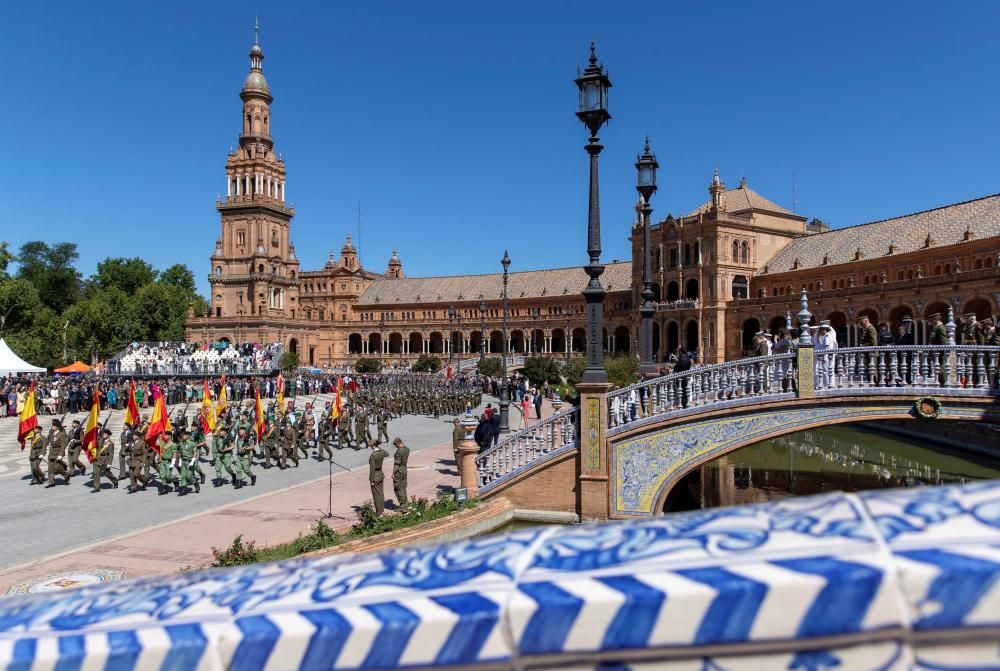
[0,482,997,670]
[611,401,997,517]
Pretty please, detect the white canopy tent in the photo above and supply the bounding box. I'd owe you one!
[0,338,46,375]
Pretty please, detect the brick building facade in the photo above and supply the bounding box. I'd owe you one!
[186,35,1000,367]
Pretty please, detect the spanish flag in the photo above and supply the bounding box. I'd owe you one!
[17,383,38,449]
[124,380,139,427]
[200,380,215,434]
[332,378,342,422]
[276,379,285,417]
[254,386,266,442]
[145,392,172,454]
[216,374,228,420]
[82,390,100,463]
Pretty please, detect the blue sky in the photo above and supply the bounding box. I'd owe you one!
[3,1,1000,295]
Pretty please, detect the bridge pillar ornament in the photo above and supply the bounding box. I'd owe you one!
[577,381,613,520]
[457,413,481,498]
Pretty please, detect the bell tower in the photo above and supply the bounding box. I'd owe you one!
[210,23,298,320]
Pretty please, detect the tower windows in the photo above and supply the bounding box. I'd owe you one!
[732,240,739,262]
[740,241,749,264]
[237,232,245,246]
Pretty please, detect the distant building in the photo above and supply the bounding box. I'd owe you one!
[186,33,1000,366]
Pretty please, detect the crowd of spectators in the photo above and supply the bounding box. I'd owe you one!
[108,341,282,376]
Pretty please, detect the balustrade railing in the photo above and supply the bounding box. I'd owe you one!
[476,405,577,491]
[607,353,798,433]
[814,345,1000,392]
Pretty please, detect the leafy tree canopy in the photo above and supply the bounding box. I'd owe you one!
[159,263,197,294]
[477,357,502,378]
[354,357,382,373]
[0,241,12,280]
[411,354,441,373]
[16,241,81,313]
[521,356,562,386]
[92,257,156,295]
[280,351,300,371]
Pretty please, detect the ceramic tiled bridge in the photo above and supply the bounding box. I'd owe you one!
[472,307,1000,519]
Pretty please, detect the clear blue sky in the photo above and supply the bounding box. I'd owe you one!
[3,1,1000,296]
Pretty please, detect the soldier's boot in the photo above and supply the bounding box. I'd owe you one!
[250,473,257,486]
[194,480,201,493]
[158,484,167,495]
[200,471,206,484]
[110,473,119,489]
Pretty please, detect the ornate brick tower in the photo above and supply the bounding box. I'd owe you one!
[210,22,299,321]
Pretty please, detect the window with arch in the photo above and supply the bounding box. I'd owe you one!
[215,266,222,275]
[257,264,264,273]
[987,257,995,268]
[975,258,983,270]
[740,241,749,264]
[898,271,904,280]
[944,263,951,274]
[731,240,739,263]
[732,275,749,299]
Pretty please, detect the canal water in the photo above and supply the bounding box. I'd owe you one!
[667,424,1000,512]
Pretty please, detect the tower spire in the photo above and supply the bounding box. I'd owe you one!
[254,15,260,45]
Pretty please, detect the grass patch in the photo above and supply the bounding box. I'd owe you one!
[209,491,478,567]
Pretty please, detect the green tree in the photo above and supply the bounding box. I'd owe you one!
[16,241,81,313]
[354,357,382,373]
[605,355,639,388]
[92,257,156,295]
[0,241,12,280]
[0,278,62,367]
[134,282,190,341]
[64,286,143,363]
[561,358,586,388]
[411,354,441,373]
[477,357,501,378]
[521,356,562,386]
[280,351,300,371]
[159,263,197,294]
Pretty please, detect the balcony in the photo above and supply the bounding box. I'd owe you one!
[655,299,699,311]
[239,132,273,143]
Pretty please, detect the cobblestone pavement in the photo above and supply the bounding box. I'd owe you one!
[0,394,506,570]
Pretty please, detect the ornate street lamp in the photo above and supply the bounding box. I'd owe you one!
[447,305,456,368]
[479,300,487,360]
[575,42,612,384]
[500,250,511,433]
[378,315,385,367]
[565,309,572,360]
[636,137,658,373]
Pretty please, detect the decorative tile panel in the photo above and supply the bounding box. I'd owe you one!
[0,482,997,670]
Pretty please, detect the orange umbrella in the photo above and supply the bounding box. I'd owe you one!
[53,361,92,374]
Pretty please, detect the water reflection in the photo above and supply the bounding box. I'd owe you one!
[694,424,1000,510]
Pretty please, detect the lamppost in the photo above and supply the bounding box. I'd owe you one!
[500,250,511,433]
[378,316,385,368]
[575,43,612,384]
[565,310,572,360]
[636,138,658,374]
[447,305,456,368]
[479,300,487,361]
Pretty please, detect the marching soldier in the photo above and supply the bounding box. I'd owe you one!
[177,429,201,495]
[281,417,299,468]
[45,419,71,488]
[188,427,208,487]
[318,404,334,460]
[158,431,180,495]
[392,437,409,508]
[67,419,87,476]
[261,418,280,468]
[27,427,46,485]
[304,403,317,454]
[369,440,387,516]
[212,425,236,485]
[233,425,257,488]
[119,423,133,480]
[338,404,354,449]
[126,430,149,493]
[91,428,119,492]
[376,406,389,444]
[354,405,369,450]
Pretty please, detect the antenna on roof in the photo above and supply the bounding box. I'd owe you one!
[792,171,799,214]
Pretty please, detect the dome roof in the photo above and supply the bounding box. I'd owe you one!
[250,43,263,57]
[242,70,270,96]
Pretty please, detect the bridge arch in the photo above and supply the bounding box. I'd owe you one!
[609,395,1000,518]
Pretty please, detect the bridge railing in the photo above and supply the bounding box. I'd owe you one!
[815,345,1000,393]
[475,405,578,491]
[608,352,798,434]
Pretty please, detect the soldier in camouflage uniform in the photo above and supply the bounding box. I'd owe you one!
[158,431,180,495]
[126,430,149,493]
[232,425,257,488]
[67,419,87,476]
[91,428,119,492]
[27,427,46,485]
[177,429,201,495]
[338,404,354,449]
[45,419,71,488]
[376,405,389,444]
[281,417,299,468]
[212,425,236,485]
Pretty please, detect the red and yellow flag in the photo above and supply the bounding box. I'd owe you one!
[254,386,266,442]
[17,383,38,449]
[216,374,228,420]
[200,380,216,434]
[82,390,100,463]
[124,380,139,427]
[332,378,342,422]
[276,377,285,417]
[144,393,172,454]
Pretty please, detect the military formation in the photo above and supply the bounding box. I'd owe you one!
[22,375,484,514]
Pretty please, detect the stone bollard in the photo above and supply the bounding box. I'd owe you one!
[457,413,481,498]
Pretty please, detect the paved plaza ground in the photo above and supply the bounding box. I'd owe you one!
[0,392,551,594]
